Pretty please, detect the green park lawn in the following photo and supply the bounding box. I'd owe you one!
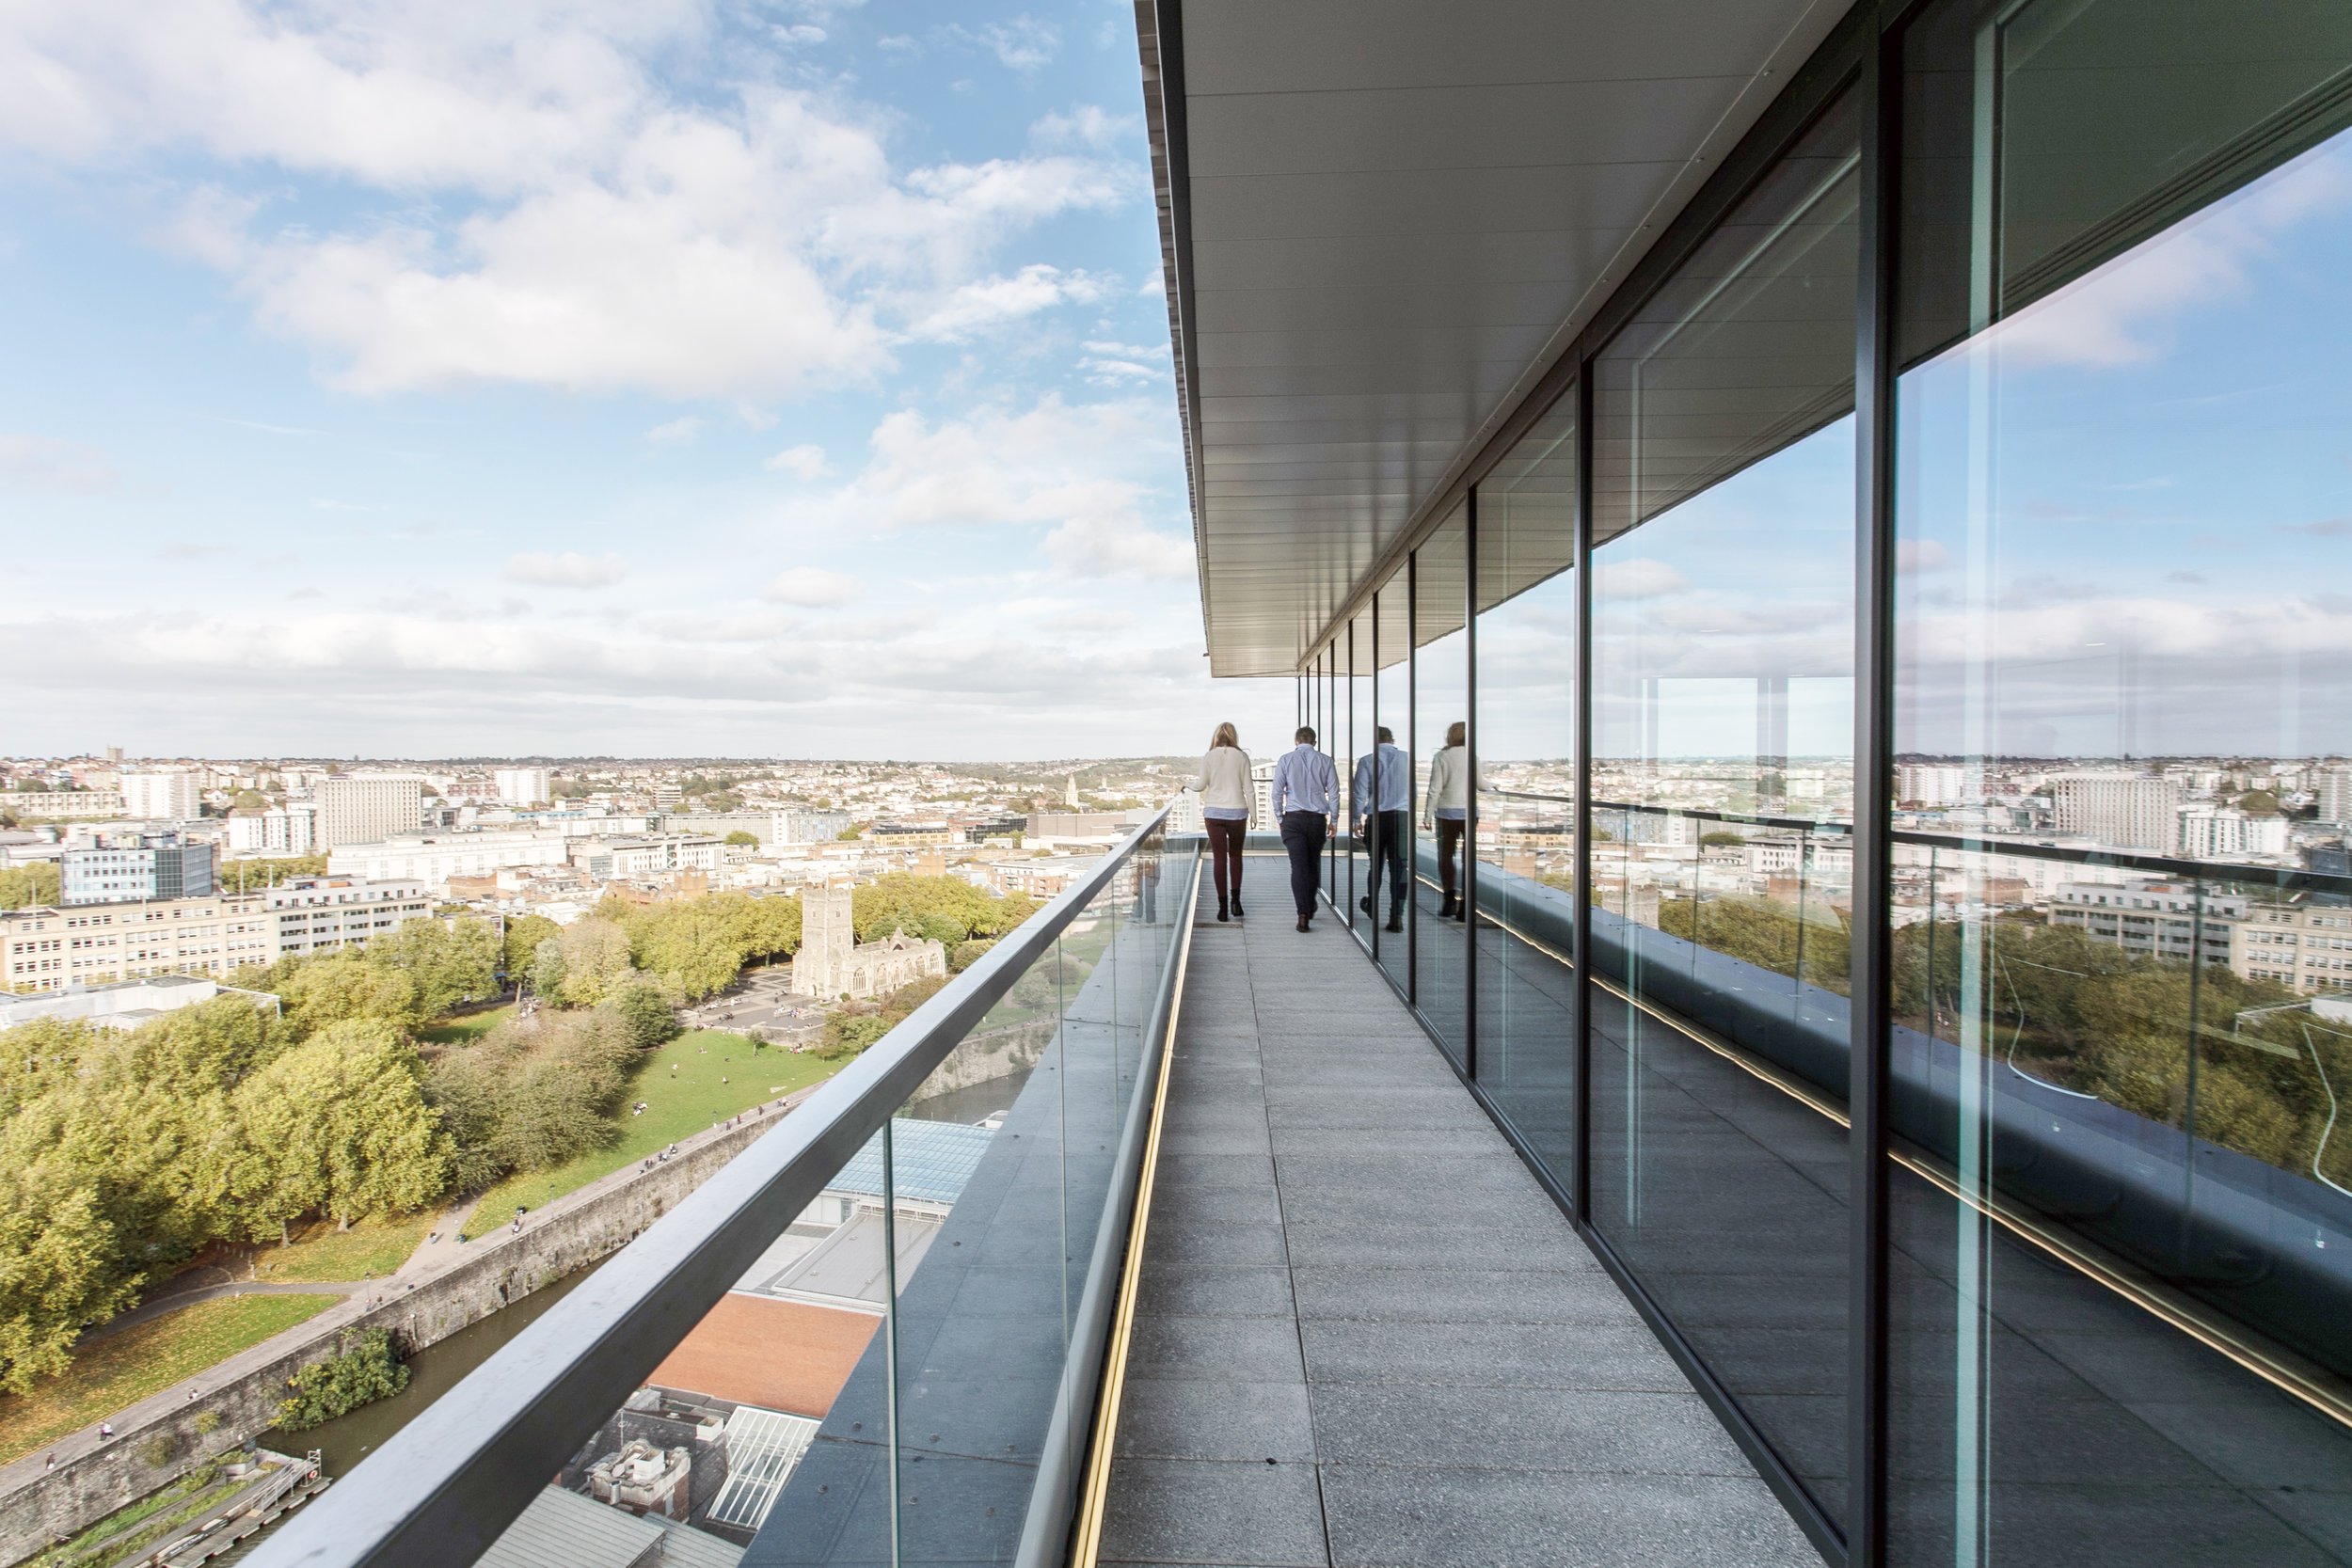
[0,1294,339,1468]
[418,1003,516,1047]
[461,1029,839,1237]
[247,1212,438,1284]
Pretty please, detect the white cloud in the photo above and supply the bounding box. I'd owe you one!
[644,416,702,445]
[767,443,829,479]
[910,263,1111,341]
[0,433,115,491]
[1593,559,1690,599]
[763,566,864,606]
[1031,105,1134,150]
[946,16,1060,72]
[504,550,628,589]
[1079,338,1169,385]
[0,4,1136,399]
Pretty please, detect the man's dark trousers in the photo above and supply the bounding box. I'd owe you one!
[1363,809,1408,919]
[1280,810,1327,919]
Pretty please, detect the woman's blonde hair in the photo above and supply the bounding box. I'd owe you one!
[1210,721,1240,750]
[1446,721,1467,748]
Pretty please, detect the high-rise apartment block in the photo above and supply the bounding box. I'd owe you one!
[2052,772,2181,854]
[2317,766,2352,827]
[495,768,553,806]
[118,768,203,820]
[2177,806,2290,862]
[227,802,318,855]
[61,836,216,906]
[1898,763,1968,806]
[314,774,425,847]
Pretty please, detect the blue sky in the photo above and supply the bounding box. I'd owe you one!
[0,0,1293,760]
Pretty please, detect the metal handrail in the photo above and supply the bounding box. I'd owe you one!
[246,804,1179,1568]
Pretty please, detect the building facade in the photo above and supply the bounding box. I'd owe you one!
[495,768,554,806]
[227,802,318,854]
[60,836,217,906]
[117,768,203,821]
[314,773,426,847]
[0,789,125,820]
[327,830,571,889]
[264,877,434,956]
[787,886,946,1001]
[2050,771,2183,854]
[2047,880,2243,967]
[3,892,276,991]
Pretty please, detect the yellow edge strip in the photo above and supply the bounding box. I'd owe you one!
[1477,904,2352,1432]
[1070,860,1201,1564]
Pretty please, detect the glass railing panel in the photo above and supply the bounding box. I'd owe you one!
[238,815,1195,1568]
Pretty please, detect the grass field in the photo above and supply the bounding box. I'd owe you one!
[461,1030,840,1237]
[0,1295,339,1468]
[248,1212,437,1284]
[418,1004,515,1047]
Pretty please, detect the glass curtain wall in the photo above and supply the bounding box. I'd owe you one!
[1413,508,1471,1062]
[1472,407,1579,1166]
[1374,573,1412,982]
[1586,85,1861,1522]
[1346,608,1375,944]
[1887,2,2352,1562]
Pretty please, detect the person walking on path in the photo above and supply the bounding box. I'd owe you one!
[1424,720,1472,921]
[1184,721,1256,922]
[1354,725,1411,933]
[1273,726,1338,932]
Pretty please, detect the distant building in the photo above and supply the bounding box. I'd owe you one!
[1898,763,1969,806]
[228,802,317,855]
[2316,767,2352,827]
[788,886,946,1000]
[328,831,570,890]
[0,789,126,820]
[655,783,685,809]
[62,835,216,906]
[316,774,426,847]
[495,768,554,806]
[2233,903,2352,993]
[778,811,853,846]
[0,974,277,1032]
[265,877,434,956]
[3,892,276,992]
[2051,772,2180,854]
[2047,881,2241,967]
[2176,805,2289,861]
[118,768,204,821]
[571,835,726,880]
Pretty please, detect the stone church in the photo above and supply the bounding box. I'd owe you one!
[789,884,947,1000]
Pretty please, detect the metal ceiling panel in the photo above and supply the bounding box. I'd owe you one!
[1139,0,1852,675]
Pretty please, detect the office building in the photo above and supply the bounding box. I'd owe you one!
[60,836,216,906]
[1895,762,1967,806]
[778,811,852,846]
[326,830,571,891]
[3,891,276,991]
[264,877,434,957]
[0,789,125,820]
[314,773,425,848]
[495,768,554,806]
[2052,771,2182,854]
[2318,766,2352,827]
[117,768,203,821]
[2048,880,2242,967]
[569,835,725,880]
[243,8,2352,1568]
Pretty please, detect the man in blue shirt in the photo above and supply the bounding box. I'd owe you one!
[1272,725,1339,931]
[1353,725,1411,933]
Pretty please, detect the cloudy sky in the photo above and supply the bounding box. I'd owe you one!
[0,0,1292,760]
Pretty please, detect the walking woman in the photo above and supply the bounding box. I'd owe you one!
[1186,721,1255,921]
[1424,720,1470,921]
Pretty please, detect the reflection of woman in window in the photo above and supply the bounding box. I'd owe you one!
[1186,721,1254,922]
[1424,721,1470,922]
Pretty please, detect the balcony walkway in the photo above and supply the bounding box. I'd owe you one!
[1099,883,1820,1568]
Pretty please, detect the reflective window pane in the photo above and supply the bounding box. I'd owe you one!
[1415,510,1471,1063]
[1373,575,1412,983]
[1474,413,1578,1165]
[1892,2,2352,1561]
[1588,85,1860,1522]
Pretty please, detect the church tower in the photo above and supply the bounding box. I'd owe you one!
[792,885,856,996]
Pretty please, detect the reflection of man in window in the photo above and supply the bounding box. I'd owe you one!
[1424,721,1470,923]
[1354,726,1410,933]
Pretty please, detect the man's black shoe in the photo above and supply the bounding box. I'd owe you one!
[1359,895,1374,916]
[1296,915,1311,933]
[1386,916,1404,933]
